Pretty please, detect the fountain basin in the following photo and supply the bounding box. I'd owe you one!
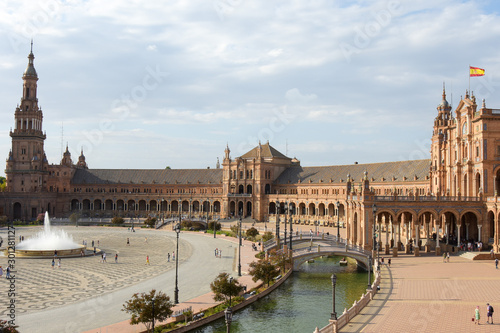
[11,245,87,258]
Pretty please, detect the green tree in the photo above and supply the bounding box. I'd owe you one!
[0,177,6,192]
[165,166,171,169]
[246,227,259,238]
[269,249,292,274]
[210,272,244,306]
[0,320,19,333]
[248,259,280,287]
[208,221,221,231]
[69,213,80,225]
[262,231,274,242]
[122,289,173,333]
[144,217,156,228]
[112,216,125,225]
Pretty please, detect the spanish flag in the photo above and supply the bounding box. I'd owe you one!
[470,66,485,77]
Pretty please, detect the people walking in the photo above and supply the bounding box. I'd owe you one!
[57,258,61,268]
[447,252,450,263]
[146,255,150,265]
[475,306,481,325]
[52,258,55,269]
[496,258,499,269]
[443,252,447,263]
[115,253,118,263]
[167,253,170,262]
[103,252,107,263]
[6,267,10,278]
[388,258,391,267]
[487,303,494,324]
[172,251,175,260]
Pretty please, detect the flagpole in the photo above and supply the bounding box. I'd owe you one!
[468,64,470,96]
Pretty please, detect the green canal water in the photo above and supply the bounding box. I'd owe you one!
[192,256,370,333]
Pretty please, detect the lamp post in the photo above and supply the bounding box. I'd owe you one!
[207,199,214,238]
[275,201,280,245]
[151,296,156,332]
[367,254,372,289]
[336,201,340,240]
[289,203,293,250]
[174,222,181,304]
[284,202,288,247]
[331,273,337,320]
[373,204,377,254]
[238,216,242,276]
[224,307,233,333]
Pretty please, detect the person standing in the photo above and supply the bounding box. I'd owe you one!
[52,258,55,269]
[103,252,107,263]
[388,258,391,267]
[443,252,447,263]
[115,253,118,263]
[0,266,3,278]
[172,251,175,260]
[487,303,494,324]
[146,255,150,265]
[495,258,499,269]
[447,252,450,263]
[6,267,10,278]
[57,258,61,269]
[167,253,170,262]
[475,306,481,325]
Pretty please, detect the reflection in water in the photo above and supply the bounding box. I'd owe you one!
[191,256,369,333]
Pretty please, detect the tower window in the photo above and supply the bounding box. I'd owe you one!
[21,148,26,155]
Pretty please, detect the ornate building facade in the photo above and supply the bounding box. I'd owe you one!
[1,49,499,253]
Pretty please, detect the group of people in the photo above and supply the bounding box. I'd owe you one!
[442,252,451,262]
[214,248,222,258]
[474,303,494,325]
[0,265,11,278]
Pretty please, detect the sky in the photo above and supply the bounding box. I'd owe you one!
[1,0,500,175]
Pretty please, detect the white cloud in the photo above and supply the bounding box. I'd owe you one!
[1,0,500,172]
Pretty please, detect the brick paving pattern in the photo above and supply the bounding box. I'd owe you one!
[0,226,193,316]
[340,253,500,333]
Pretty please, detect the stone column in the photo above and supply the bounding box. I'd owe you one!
[405,220,411,254]
[385,216,390,255]
[399,215,404,251]
[378,218,383,252]
[456,224,461,252]
[414,219,420,256]
[446,222,449,245]
[436,215,441,256]
[495,212,499,253]
[392,221,399,257]
[478,224,482,245]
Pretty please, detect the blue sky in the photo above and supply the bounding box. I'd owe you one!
[1,0,500,175]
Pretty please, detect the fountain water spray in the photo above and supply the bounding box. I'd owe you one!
[16,212,82,253]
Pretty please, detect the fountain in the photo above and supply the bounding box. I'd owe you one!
[13,212,85,257]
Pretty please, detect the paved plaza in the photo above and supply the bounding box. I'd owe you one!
[0,225,238,332]
[340,253,500,333]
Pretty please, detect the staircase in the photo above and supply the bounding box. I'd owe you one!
[459,252,479,260]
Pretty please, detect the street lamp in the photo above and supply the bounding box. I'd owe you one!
[174,222,181,304]
[284,202,288,247]
[331,273,337,320]
[372,204,377,253]
[336,201,340,240]
[367,254,372,289]
[289,203,293,250]
[275,201,280,244]
[207,199,214,238]
[238,216,242,276]
[224,307,233,333]
[151,296,156,332]
[228,276,234,306]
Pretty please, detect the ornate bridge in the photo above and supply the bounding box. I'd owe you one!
[264,234,372,271]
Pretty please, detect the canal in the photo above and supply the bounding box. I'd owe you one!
[192,256,370,333]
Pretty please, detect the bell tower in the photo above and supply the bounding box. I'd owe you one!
[5,42,48,192]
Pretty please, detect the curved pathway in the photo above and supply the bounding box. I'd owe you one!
[0,226,237,333]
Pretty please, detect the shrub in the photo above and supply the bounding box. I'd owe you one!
[112,216,125,225]
[208,221,221,231]
[246,227,259,238]
[144,217,157,228]
[262,231,274,242]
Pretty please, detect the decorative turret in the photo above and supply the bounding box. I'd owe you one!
[61,144,72,167]
[77,148,87,169]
